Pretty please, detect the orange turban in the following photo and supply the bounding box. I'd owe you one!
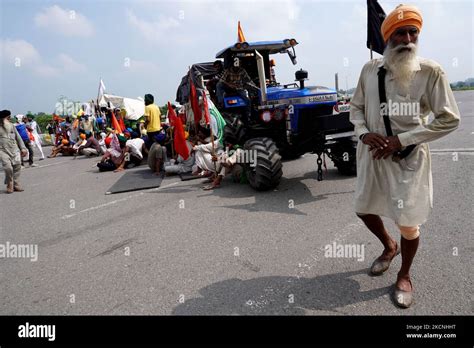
[381,4,423,43]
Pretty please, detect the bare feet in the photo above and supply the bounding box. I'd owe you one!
[114,167,125,173]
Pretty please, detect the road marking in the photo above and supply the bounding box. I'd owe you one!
[31,161,69,169]
[61,181,180,220]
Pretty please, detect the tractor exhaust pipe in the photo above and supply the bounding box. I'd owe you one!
[255,50,267,104]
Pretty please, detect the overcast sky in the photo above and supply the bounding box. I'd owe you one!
[1,0,472,114]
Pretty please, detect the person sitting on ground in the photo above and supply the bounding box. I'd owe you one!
[114,132,147,172]
[203,143,246,190]
[147,132,167,176]
[192,126,221,178]
[72,133,87,155]
[49,139,75,157]
[164,131,195,175]
[77,131,103,157]
[97,134,126,172]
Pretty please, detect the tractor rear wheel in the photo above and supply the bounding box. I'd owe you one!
[244,137,283,191]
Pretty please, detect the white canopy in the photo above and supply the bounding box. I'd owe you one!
[99,94,145,120]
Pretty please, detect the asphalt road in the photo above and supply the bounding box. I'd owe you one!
[0,91,472,315]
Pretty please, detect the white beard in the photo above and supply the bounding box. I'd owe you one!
[383,41,418,94]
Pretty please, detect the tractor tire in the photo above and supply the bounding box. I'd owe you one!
[222,112,246,146]
[244,137,283,191]
[332,140,357,176]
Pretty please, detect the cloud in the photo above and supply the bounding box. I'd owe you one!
[0,39,87,77]
[34,5,94,37]
[127,9,180,42]
[0,39,41,66]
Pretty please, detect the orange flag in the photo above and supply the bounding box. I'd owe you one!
[237,21,246,42]
[111,110,122,133]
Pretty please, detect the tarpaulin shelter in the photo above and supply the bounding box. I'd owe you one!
[99,94,145,120]
[176,62,221,105]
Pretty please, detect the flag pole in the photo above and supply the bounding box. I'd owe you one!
[210,120,217,175]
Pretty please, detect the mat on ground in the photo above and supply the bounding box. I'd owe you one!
[179,172,203,181]
[106,168,163,194]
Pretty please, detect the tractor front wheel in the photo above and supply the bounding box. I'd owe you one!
[244,137,283,191]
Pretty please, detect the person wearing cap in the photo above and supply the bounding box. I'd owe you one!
[76,132,102,157]
[114,132,147,172]
[147,132,167,176]
[97,134,126,172]
[143,94,161,147]
[0,110,28,193]
[350,4,460,308]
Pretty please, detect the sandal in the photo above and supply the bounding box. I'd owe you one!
[393,277,413,308]
[370,243,400,276]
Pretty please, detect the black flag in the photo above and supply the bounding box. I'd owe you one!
[367,0,386,55]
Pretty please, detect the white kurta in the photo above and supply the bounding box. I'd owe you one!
[194,139,221,172]
[350,57,460,226]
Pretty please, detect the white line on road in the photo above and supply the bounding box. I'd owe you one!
[61,180,181,220]
[32,160,69,169]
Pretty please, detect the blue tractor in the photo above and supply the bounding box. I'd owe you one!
[179,39,357,191]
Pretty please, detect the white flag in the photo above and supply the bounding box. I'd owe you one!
[99,79,106,96]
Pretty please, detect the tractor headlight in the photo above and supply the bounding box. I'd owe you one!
[261,110,272,123]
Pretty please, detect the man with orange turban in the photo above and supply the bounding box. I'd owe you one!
[350,4,460,308]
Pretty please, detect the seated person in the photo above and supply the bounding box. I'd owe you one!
[206,60,224,104]
[97,134,126,172]
[216,59,258,124]
[203,144,246,190]
[77,131,103,157]
[147,133,167,176]
[114,132,147,172]
[164,132,195,175]
[191,126,221,177]
[49,138,75,157]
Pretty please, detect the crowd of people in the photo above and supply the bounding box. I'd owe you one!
[1,91,249,194]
